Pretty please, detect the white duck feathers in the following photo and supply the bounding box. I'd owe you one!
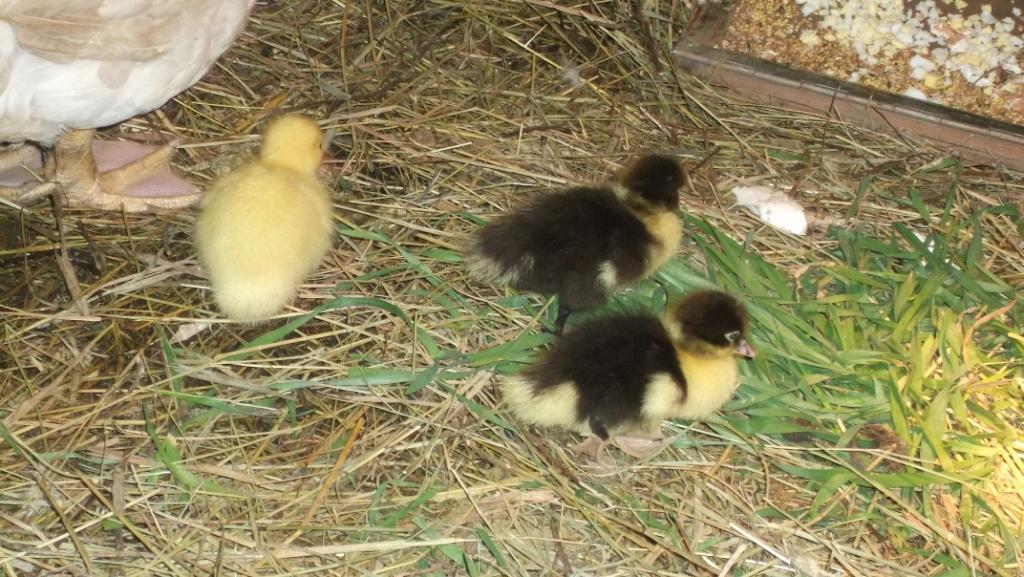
[0,0,253,143]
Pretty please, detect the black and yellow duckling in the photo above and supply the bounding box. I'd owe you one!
[500,289,756,464]
[466,154,684,332]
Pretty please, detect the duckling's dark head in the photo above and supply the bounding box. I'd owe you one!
[666,290,756,359]
[614,154,684,213]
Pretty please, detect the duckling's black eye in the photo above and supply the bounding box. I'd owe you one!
[724,330,740,344]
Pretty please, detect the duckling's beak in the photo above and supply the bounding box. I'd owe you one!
[735,338,757,359]
[318,149,334,178]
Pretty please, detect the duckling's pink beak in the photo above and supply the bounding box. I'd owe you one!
[318,149,335,178]
[736,338,757,359]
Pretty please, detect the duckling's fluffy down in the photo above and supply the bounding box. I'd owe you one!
[501,311,686,437]
[465,188,661,310]
[194,115,333,322]
[500,290,751,438]
[464,154,684,315]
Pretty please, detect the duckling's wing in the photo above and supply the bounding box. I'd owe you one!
[606,221,655,284]
[468,189,603,290]
[560,313,678,430]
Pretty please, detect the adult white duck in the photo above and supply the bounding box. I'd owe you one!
[0,0,253,211]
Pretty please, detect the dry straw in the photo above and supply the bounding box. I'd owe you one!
[1,1,1022,576]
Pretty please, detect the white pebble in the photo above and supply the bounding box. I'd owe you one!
[903,87,929,100]
[799,29,823,47]
[910,54,936,72]
[795,0,1022,92]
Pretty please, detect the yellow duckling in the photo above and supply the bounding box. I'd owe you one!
[194,114,334,322]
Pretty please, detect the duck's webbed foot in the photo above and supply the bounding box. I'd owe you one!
[54,129,199,211]
[0,145,56,205]
[572,413,614,468]
[612,433,669,459]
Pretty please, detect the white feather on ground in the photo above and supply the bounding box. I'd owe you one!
[731,185,809,235]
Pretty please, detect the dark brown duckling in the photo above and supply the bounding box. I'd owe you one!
[466,154,684,332]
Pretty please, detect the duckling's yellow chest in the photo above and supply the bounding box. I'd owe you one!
[640,212,682,275]
[678,352,738,418]
[641,351,738,423]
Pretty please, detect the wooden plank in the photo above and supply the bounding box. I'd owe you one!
[673,5,1024,172]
